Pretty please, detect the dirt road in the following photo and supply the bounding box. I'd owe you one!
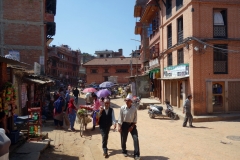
[40,94,240,160]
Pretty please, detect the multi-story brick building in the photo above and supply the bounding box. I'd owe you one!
[47,45,80,85]
[83,57,141,85]
[0,0,56,72]
[134,0,240,115]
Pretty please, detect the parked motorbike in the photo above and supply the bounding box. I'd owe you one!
[148,101,178,120]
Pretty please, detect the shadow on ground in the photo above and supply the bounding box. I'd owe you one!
[39,145,79,160]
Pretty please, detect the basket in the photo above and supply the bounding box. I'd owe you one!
[75,113,92,124]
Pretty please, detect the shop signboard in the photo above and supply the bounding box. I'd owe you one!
[149,58,159,69]
[34,62,41,75]
[164,63,189,77]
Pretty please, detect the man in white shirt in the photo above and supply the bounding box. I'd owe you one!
[99,98,116,158]
[118,94,140,160]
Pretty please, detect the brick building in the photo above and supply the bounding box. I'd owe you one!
[0,0,56,72]
[47,45,80,85]
[134,0,240,115]
[83,57,141,85]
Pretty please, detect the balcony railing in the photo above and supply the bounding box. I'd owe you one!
[177,30,183,44]
[213,25,227,38]
[167,37,172,48]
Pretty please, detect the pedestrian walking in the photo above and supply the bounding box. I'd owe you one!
[67,98,77,131]
[183,94,195,127]
[99,98,116,158]
[91,93,101,131]
[73,87,80,104]
[53,97,65,129]
[64,90,70,111]
[118,93,140,160]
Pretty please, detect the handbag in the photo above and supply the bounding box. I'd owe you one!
[63,113,70,127]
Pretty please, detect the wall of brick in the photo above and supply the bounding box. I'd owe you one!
[4,23,41,46]
[85,65,141,85]
[158,0,240,115]
[3,0,42,21]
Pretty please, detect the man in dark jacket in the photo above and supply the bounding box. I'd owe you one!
[99,98,116,158]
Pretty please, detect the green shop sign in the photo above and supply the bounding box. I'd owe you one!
[164,63,189,77]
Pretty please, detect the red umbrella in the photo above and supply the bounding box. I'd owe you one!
[82,87,97,93]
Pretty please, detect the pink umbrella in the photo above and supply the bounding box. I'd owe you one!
[82,87,97,93]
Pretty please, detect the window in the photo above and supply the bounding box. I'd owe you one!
[147,24,153,37]
[103,76,108,81]
[104,69,108,73]
[213,9,227,38]
[166,0,172,19]
[167,24,172,48]
[176,0,183,11]
[152,12,159,31]
[100,54,104,58]
[177,48,184,64]
[177,16,183,43]
[167,53,172,66]
[116,69,128,73]
[91,69,98,73]
[213,44,228,74]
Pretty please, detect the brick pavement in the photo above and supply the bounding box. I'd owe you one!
[40,94,240,160]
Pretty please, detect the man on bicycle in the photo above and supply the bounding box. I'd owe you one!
[73,87,80,104]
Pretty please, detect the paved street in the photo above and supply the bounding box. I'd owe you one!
[40,94,240,160]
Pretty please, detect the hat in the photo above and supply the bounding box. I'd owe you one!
[125,93,133,101]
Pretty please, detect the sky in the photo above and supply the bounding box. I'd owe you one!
[52,0,141,57]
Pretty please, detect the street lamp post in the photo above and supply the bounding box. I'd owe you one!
[130,39,141,97]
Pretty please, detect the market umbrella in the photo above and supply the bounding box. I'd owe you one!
[82,87,97,93]
[99,81,114,88]
[96,89,111,98]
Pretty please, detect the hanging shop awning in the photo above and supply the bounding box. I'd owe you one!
[23,77,54,84]
[158,75,189,80]
[148,68,160,79]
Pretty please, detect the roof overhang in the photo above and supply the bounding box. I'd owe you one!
[140,0,158,23]
[158,75,189,80]
[135,22,143,35]
[0,56,30,67]
[23,77,54,84]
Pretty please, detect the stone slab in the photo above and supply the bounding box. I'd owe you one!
[16,140,50,154]
[10,152,40,160]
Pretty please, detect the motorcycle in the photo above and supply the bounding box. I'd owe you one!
[148,101,178,120]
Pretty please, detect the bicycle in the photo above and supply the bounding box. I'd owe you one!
[77,106,93,137]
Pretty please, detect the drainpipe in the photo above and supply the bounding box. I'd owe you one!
[0,0,3,56]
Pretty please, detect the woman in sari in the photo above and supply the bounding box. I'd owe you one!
[67,98,77,131]
[53,97,65,129]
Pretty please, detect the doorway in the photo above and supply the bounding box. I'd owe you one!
[212,82,224,112]
[179,82,183,108]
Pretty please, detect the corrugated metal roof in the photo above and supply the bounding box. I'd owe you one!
[83,57,140,66]
[0,55,30,67]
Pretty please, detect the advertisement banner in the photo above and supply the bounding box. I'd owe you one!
[164,63,189,78]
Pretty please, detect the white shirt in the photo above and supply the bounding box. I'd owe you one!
[118,105,137,125]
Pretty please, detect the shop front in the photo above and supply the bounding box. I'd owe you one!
[206,80,240,113]
[160,63,189,108]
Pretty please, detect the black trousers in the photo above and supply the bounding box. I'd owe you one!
[100,126,111,154]
[121,122,140,157]
[183,112,193,126]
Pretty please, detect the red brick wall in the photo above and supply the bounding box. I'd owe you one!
[4,23,41,46]
[3,0,42,21]
[85,65,141,85]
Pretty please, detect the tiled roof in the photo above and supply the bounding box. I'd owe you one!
[83,57,140,66]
